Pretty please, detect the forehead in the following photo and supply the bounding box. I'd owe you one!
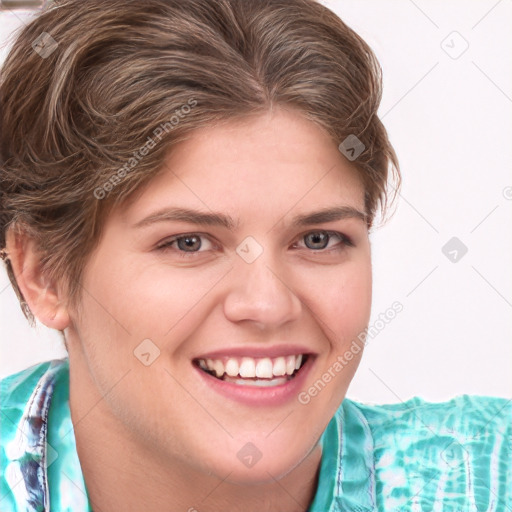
[119,107,366,226]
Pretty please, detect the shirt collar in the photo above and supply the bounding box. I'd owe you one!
[308,398,376,511]
[4,358,91,511]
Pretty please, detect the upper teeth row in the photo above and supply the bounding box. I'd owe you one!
[198,354,304,379]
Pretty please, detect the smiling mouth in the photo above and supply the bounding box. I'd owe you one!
[194,354,309,387]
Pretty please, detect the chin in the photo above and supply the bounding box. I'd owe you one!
[194,433,320,486]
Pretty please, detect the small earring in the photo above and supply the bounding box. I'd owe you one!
[0,248,9,261]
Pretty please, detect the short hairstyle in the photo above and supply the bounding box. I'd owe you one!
[0,0,401,325]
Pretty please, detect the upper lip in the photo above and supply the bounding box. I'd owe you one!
[194,344,315,360]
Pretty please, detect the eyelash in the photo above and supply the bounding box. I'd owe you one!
[155,230,354,257]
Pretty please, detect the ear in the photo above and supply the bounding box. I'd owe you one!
[5,228,70,331]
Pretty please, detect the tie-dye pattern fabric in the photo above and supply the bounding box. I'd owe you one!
[1,359,510,511]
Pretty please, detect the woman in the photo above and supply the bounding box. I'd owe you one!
[0,0,510,510]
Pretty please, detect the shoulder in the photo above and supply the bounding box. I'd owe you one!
[1,360,59,400]
[1,359,70,512]
[1,359,69,419]
[343,394,511,469]
[345,393,511,432]
[335,395,511,511]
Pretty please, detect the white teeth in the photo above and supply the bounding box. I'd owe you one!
[198,354,306,381]
[255,358,273,379]
[285,356,296,376]
[272,357,286,376]
[225,358,239,377]
[239,357,256,378]
[212,359,224,378]
[224,376,288,387]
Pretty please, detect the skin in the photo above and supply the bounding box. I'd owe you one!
[7,107,372,512]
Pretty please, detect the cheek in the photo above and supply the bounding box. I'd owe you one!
[78,248,212,330]
[116,263,231,340]
[68,251,146,376]
[299,258,372,344]
[294,259,371,420]
[337,263,372,334]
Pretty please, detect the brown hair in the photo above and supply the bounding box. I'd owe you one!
[0,0,401,325]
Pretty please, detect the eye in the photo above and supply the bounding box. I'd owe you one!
[156,233,216,255]
[295,230,354,251]
[155,230,353,257]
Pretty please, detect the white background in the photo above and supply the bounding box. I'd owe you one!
[1,1,511,403]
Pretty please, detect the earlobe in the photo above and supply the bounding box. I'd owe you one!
[36,284,71,331]
[5,228,70,331]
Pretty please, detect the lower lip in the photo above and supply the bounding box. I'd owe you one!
[194,356,315,406]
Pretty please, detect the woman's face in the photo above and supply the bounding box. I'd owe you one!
[67,107,372,482]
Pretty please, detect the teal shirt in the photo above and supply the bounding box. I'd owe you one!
[1,358,511,511]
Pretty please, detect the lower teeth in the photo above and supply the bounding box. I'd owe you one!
[222,375,292,387]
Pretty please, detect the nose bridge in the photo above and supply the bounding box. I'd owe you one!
[223,241,302,328]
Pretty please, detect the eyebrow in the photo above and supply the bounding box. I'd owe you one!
[132,205,367,230]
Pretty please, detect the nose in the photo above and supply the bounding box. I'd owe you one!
[223,250,303,331]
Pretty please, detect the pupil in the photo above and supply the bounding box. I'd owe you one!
[306,232,328,250]
[178,236,201,251]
